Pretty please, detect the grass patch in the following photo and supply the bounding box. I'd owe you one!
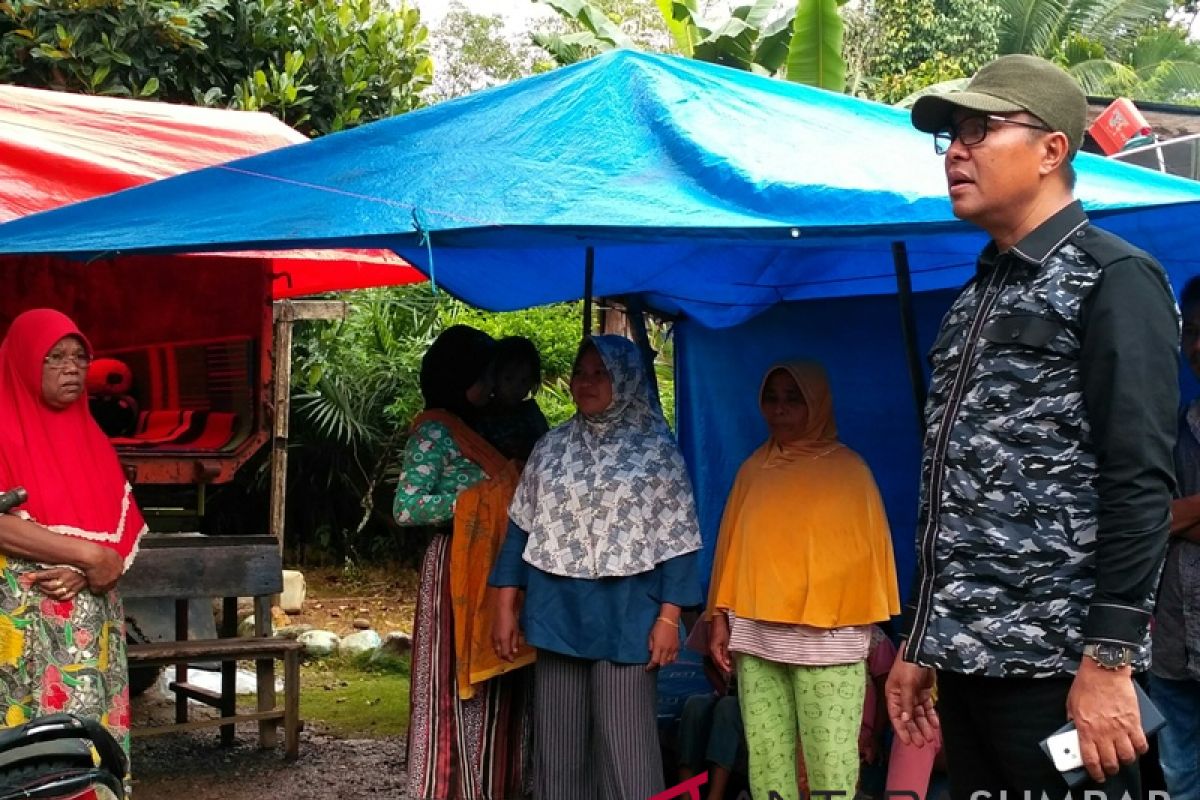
[300,653,410,737]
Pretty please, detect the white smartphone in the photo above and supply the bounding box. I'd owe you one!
[1046,729,1084,772]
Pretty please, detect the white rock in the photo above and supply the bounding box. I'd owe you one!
[298,629,341,657]
[154,666,281,699]
[341,630,382,657]
[280,570,307,614]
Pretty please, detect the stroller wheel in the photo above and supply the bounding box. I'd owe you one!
[0,759,124,799]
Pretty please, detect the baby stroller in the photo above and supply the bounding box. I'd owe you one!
[0,713,127,800]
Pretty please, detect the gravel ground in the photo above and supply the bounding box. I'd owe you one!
[128,569,415,799]
[131,724,407,800]
[129,674,408,800]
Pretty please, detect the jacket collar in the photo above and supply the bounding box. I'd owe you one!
[978,200,1089,273]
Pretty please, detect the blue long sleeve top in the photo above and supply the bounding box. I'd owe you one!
[489,519,703,665]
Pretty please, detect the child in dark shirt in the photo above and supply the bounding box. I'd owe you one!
[475,336,549,461]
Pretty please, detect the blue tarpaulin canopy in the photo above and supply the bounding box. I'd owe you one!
[3,50,1200,597]
[2,50,1200,326]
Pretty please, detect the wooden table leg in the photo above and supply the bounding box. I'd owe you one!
[220,597,237,746]
[174,599,189,725]
[284,648,300,760]
[254,596,278,750]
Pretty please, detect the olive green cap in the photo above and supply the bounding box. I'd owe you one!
[911,55,1087,156]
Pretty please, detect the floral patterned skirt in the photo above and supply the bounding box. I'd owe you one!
[0,555,131,756]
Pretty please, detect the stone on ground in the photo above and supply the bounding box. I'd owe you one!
[281,569,307,614]
[298,629,341,657]
[341,629,382,657]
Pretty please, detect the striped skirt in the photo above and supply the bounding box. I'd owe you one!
[406,534,532,800]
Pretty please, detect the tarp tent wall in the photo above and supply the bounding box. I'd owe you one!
[676,291,953,595]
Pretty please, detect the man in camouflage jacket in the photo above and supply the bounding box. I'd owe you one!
[885,55,1179,796]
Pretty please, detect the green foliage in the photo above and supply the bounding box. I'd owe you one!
[788,0,845,91]
[225,0,432,134]
[998,0,1168,58]
[287,286,442,565]
[443,303,582,385]
[535,0,636,59]
[993,0,1200,103]
[533,0,847,91]
[428,2,541,102]
[532,0,672,63]
[870,0,1200,104]
[656,0,700,55]
[864,0,1002,102]
[0,0,432,136]
[1059,20,1200,100]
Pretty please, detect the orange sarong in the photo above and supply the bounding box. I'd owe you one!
[412,411,537,700]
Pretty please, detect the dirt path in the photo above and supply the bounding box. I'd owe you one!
[130,566,415,799]
[131,725,407,800]
[287,566,419,637]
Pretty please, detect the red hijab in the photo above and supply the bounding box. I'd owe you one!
[0,309,145,565]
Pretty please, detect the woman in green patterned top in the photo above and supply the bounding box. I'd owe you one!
[396,325,532,800]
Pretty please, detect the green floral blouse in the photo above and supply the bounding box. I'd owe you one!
[393,420,486,526]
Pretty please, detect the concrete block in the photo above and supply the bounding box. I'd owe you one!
[280,569,307,614]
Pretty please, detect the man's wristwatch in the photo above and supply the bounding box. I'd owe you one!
[1082,642,1134,670]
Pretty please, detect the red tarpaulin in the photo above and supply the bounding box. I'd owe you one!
[0,84,423,298]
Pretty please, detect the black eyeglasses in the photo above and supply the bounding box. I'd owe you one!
[934,114,1051,155]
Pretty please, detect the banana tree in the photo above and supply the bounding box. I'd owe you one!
[533,0,847,92]
[532,0,636,66]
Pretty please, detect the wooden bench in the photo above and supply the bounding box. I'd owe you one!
[121,534,302,759]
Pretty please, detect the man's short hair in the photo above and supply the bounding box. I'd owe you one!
[1180,276,1200,311]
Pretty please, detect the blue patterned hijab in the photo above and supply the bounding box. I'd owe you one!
[509,335,702,578]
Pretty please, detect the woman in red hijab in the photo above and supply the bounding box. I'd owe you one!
[0,309,146,762]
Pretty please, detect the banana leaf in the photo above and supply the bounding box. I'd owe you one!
[754,7,797,74]
[786,0,845,91]
[538,0,636,49]
[654,0,703,57]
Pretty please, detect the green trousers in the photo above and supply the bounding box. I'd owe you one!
[736,654,865,800]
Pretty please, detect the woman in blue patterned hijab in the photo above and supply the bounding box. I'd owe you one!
[490,334,703,800]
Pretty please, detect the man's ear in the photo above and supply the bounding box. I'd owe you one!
[1040,131,1071,177]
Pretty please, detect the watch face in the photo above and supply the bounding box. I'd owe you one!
[1095,644,1130,665]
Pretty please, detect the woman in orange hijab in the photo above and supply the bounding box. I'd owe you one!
[0,309,146,765]
[707,362,899,800]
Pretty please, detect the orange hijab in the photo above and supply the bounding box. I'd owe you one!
[707,362,899,628]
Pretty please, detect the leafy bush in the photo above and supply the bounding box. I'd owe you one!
[0,0,432,136]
